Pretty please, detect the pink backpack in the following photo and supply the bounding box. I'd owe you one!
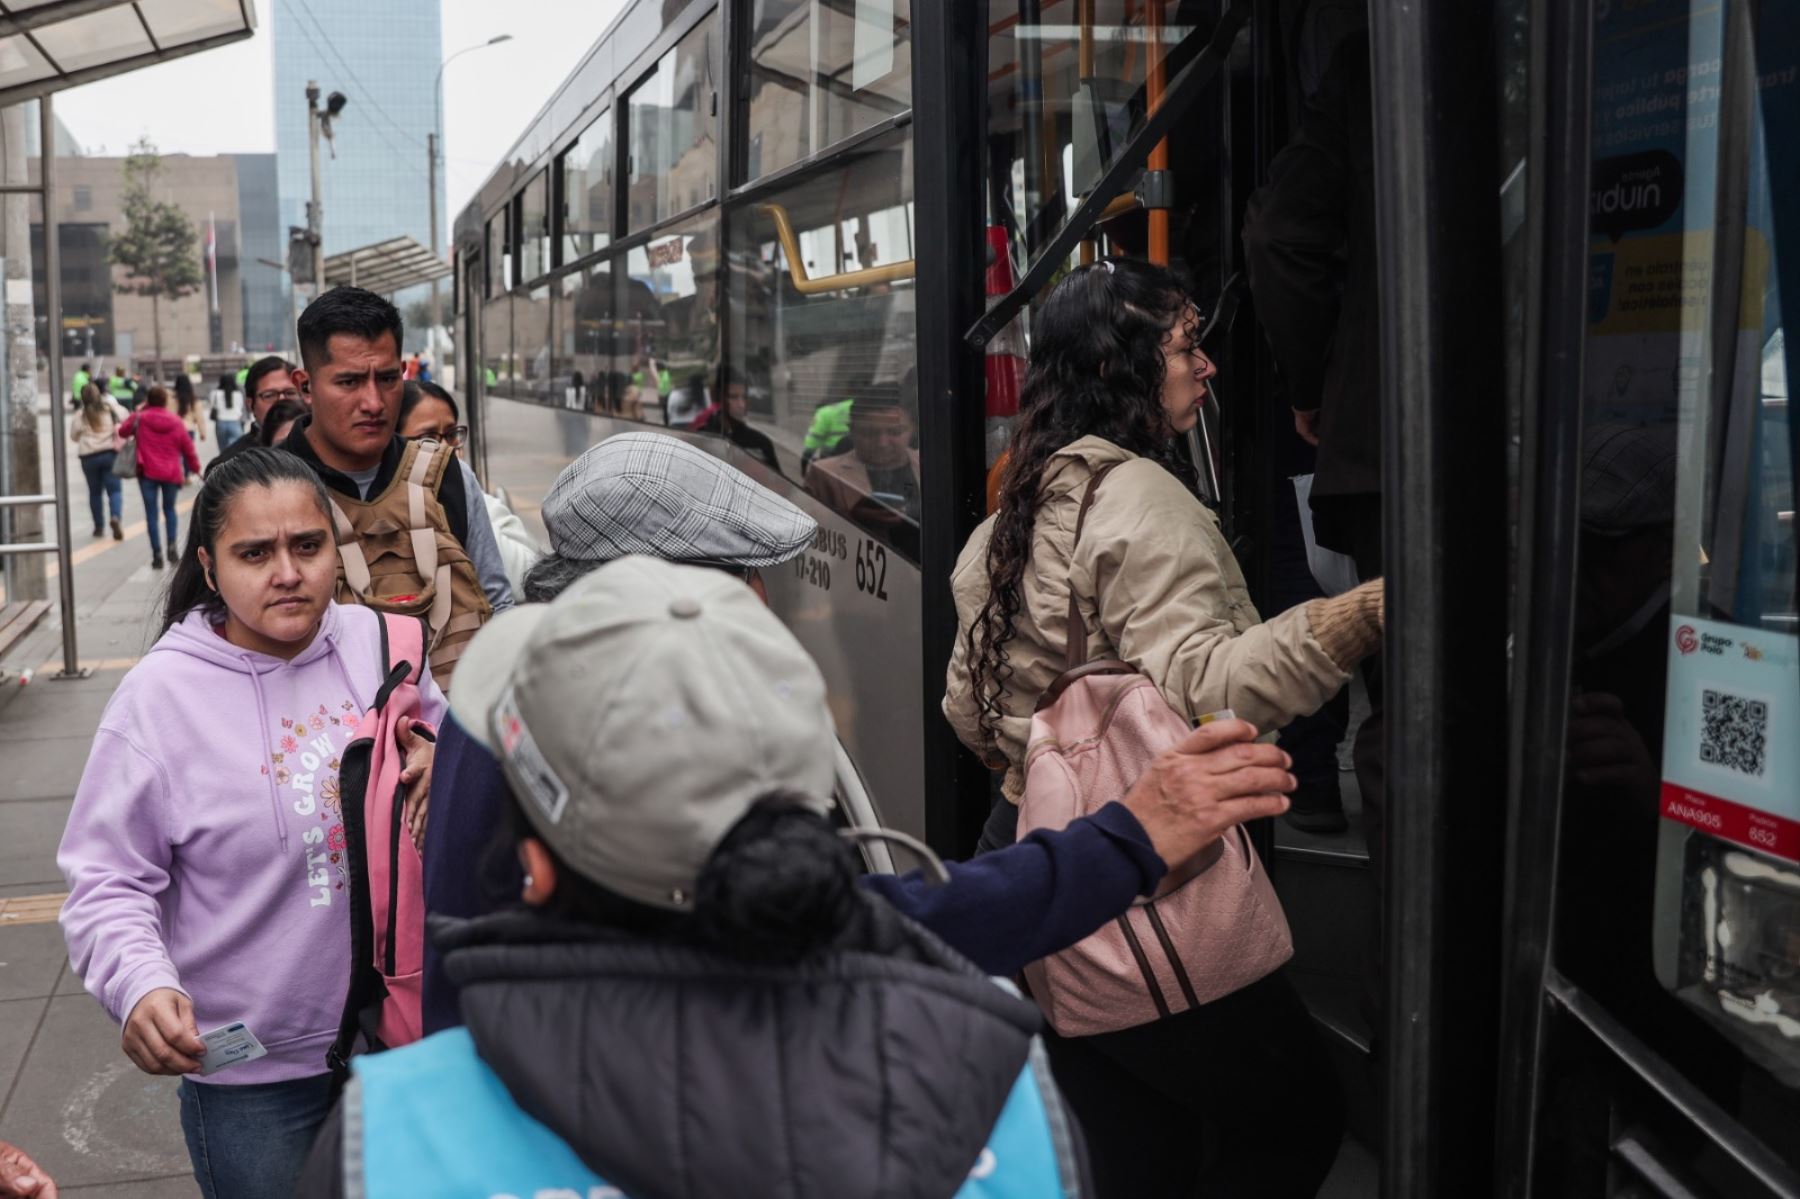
[327,612,432,1074]
[1017,466,1293,1037]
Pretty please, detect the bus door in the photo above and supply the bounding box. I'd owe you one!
[1500,0,1800,1192]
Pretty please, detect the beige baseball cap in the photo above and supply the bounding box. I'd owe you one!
[450,555,836,911]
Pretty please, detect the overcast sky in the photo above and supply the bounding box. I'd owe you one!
[51,0,627,219]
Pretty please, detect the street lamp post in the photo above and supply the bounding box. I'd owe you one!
[431,34,512,369]
[305,83,348,303]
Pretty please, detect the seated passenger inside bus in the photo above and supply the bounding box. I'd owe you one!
[803,388,922,558]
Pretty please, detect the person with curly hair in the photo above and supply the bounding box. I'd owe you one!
[945,257,1385,1197]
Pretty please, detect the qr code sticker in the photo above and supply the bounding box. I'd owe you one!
[1699,689,1768,778]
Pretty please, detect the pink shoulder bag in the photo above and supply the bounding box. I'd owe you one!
[1016,465,1293,1036]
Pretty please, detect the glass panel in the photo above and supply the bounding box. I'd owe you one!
[726,129,916,555]
[560,107,613,262]
[0,35,53,88]
[983,2,1211,279]
[505,283,552,403]
[518,170,550,283]
[618,213,718,425]
[481,294,511,400]
[486,210,509,295]
[744,0,913,181]
[555,264,616,413]
[137,0,246,43]
[34,7,153,72]
[625,16,717,232]
[1543,0,1800,1184]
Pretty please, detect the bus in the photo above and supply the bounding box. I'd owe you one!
[452,1,1800,1193]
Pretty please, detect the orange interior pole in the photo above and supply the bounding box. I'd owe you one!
[1078,0,1097,264]
[1147,1,1169,264]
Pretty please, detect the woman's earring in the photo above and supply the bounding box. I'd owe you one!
[522,874,535,896]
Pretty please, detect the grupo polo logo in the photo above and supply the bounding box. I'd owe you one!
[1676,624,1699,655]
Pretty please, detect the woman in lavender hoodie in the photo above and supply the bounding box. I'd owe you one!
[58,448,444,1199]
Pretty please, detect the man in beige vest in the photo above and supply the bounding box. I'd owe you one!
[280,286,513,691]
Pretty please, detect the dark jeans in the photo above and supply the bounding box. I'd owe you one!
[178,1073,335,1199]
[1044,970,1344,1197]
[78,450,123,528]
[1318,493,1387,1043]
[1270,478,1350,810]
[975,797,1344,1195]
[138,477,180,555]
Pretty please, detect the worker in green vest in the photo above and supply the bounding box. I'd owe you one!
[107,366,135,407]
[71,363,91,409]
[802,397,854,468]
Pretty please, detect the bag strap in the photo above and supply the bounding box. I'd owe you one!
[1063,463,1121,672]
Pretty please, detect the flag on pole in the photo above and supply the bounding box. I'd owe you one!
[207,212,219,315]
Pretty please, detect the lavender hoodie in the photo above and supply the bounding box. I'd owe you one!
[58,603,446,1084]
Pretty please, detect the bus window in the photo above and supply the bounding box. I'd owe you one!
[486,210,508,296]
[725,127,918,560]
[626,16,717,232]
[560,107,613,263]
[743,0,913,182]
[1542,0,1800,1186]
[482,291,511,398]
[556,263,615,414]
[518,170,551,283]
[622,216,718,428]
[984,2,1206,272]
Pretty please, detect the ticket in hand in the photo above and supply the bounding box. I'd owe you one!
[1195,708,1238,726]
[198,1022,268,1076]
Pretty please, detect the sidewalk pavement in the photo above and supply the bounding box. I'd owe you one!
[0,404,205,1196]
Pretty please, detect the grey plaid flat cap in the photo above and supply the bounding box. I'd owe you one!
[543,432,817,566]
[1581,421,1678,532]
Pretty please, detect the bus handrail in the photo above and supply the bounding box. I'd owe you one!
[760,203,917,296]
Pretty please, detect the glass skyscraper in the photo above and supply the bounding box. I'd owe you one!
[273,0,444,332]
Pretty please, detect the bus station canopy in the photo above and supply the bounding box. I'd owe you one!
[323,236,452,296]
[0,0,256,108]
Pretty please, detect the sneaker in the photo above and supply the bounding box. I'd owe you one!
[111,518,123,541]
[150,553,164,570]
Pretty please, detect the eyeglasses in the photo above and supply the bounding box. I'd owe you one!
[255,388,301,404]
[407,425,468,447]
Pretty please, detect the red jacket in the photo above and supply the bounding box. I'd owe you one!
[121,406,200,484]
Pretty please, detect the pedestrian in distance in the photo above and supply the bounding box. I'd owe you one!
[257,398,309,450]
[278,286,514,691]
[300,556,1087,1199]
[210,372,247,448]
[119,385,200,570]
[57,448,443,1199]
[947,257,1385,1197]
[175,373,207,462]
[419,431,1302,1037]
[211,356,300,473]
[69,383,127,541]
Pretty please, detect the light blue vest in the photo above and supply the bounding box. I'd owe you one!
[345,1028,1076,1199]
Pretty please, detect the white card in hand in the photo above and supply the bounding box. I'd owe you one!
[198,1022,268,1076]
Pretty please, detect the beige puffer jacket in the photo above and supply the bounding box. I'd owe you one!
[945,436,1381,802]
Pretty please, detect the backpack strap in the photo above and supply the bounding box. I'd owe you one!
[375,610,427,692]
[404,443,455,649]
[329,497,372,594]
[1063,463,1121,672]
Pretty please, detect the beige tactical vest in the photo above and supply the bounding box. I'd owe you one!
[327,438,491,692]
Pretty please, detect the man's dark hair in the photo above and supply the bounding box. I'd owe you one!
[297,286,404,370]
[244,355,295,399]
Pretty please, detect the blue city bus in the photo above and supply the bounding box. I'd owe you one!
[454,1,1800,1192]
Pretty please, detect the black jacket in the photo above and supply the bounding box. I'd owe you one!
[1243,30,1380,540]
[278,416,470,545]
[301,902,1081,1198]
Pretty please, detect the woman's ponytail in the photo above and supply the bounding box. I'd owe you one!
[692,793,860,964]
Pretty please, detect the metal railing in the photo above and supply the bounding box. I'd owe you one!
[0,96,84,679]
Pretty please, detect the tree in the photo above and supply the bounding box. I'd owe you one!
[106,138,202,378]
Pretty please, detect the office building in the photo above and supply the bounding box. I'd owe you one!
[234,153,286,352]
[30,153,246,365]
